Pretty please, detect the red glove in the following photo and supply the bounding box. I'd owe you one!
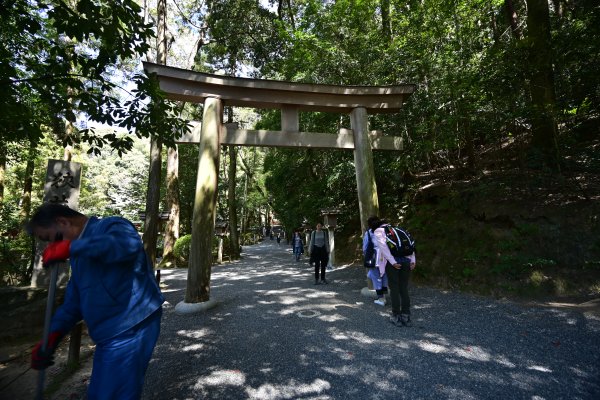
[31,331,64,370]
[42,240,71,267]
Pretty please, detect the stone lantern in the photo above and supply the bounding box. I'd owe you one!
[321,208,341,229]
[214,219,228,263]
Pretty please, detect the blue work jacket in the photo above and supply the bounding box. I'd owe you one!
[50,216,164,343]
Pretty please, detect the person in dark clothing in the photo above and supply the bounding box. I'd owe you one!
[309,223,330,284]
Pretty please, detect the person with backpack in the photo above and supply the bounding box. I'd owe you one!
[309,223,330,284]
[368,216,416,327]
[363,222,388,306]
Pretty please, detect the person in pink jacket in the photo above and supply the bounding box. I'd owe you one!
[368,216,416,327]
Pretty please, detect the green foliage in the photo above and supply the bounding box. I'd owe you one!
[173,234,225,266]
[204,0,281,72]
[240,233,260,246]
[263,145,358,232]
[0,202,33,286]
[497,237,520,252]
[516,223,540,237]
[0,234,33,286]
[173,234,192,267]
[76,134,151,219]
[489,254,558,281]
[0,0,188,155]
[461,267,476,278]
[583,261,600,271]
[177,143,200,236]
[0,130,156,285]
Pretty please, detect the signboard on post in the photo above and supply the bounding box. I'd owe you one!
[42,159,82,210]
[31,160,82,288]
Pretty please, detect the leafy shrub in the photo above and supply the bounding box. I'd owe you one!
[0,234,33,286]
[0,202,33,286]
[462,267,476,278]
[173,234,192,267]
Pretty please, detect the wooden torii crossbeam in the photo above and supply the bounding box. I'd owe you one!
[144,62,414,112]
[144,62,414,150]
[143,62,416,309]
[178,123,404,151]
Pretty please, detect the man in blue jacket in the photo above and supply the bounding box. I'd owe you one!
[27,203,164,400]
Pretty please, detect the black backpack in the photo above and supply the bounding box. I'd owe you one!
[383,225,415,257]
[363,230,377,268]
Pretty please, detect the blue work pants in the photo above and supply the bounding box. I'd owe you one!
[87,308,162,400]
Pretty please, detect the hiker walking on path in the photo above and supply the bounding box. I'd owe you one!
[309,223,330,284]
[291,231,304,261]
[368,216,416,326]
[26,203,164,400]
[363,222,388,306]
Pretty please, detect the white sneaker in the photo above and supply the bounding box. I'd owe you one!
[374,298,386,306]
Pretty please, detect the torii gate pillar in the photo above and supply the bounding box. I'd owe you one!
[351,107,379,232]
[185,97,222,303]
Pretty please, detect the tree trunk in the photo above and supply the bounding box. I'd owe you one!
[157,0,167,64]
[144,0,167,282]
[228,145,240,259]
[504,0,523,39]
[464,116,475,173]
[186,97,222,303]
[380,0,391,43]
[144,0,155,63]
[142,137,162,272]
[162,145,180,268]
[63,119,74,161]
[0,145,5,203]
[525,0,560,170]
[241,169,248,237]
[19,140,35,221]
[552,0,564,18]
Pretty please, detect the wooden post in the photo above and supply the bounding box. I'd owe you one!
[327,226,335,269]
[186,97,222,303]
[67,322,83,367]
[281,106,299,132]
[351,107,379,232]
[217,236,223,264]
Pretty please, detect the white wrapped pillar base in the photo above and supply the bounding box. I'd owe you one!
[175,299,218,315]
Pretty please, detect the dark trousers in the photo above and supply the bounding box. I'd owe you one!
[386,261,411,315]
[312,246,328,280]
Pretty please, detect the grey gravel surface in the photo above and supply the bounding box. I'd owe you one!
[142,240,600,400]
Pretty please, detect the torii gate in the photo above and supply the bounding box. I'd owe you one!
[143,62,415,310]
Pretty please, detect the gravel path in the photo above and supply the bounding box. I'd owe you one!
[141,239,600,400]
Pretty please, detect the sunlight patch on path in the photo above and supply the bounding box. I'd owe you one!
[193,369,246,389]
[245,378,331,400]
